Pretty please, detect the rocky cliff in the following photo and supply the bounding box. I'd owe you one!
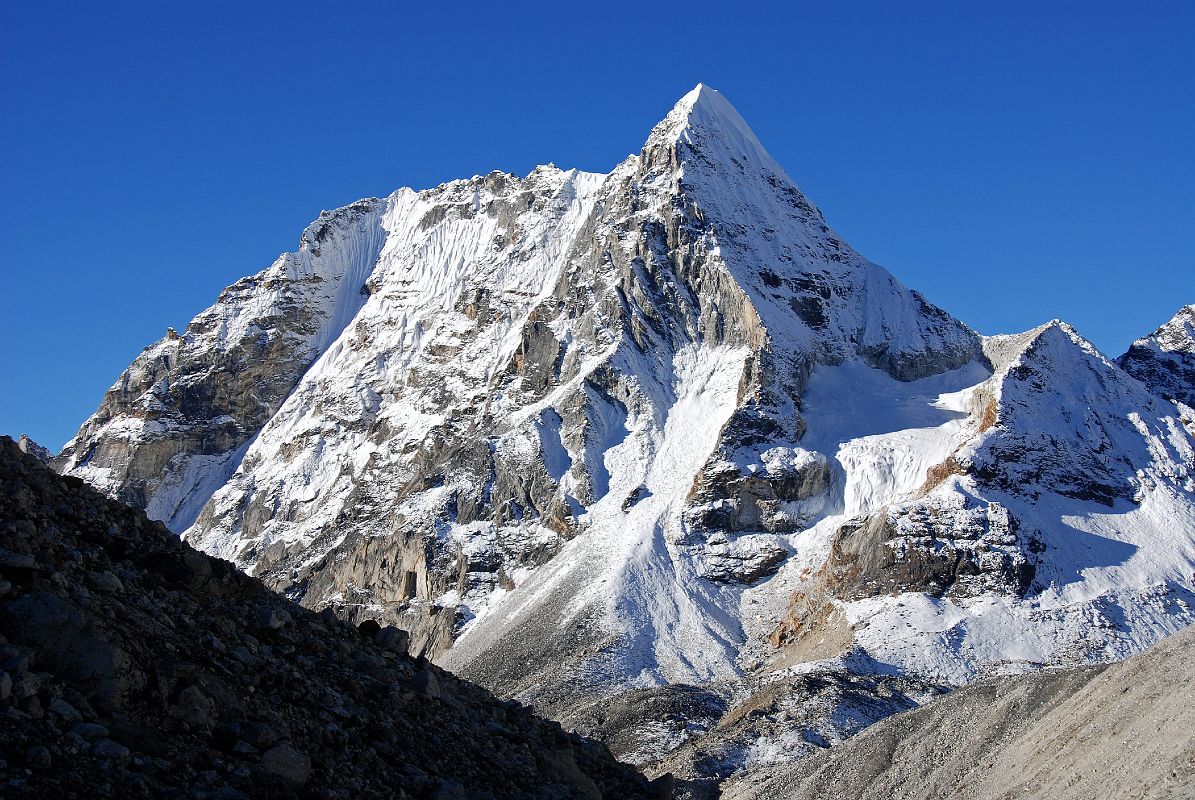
[54,199,388,530]
[15,435,51,464]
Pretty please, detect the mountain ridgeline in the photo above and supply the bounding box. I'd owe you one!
[52,86,1195,793]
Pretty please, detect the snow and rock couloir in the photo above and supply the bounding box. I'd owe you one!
[56,85,1195,789]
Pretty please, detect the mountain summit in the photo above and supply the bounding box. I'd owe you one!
[55,87,1195,789]
[652,84,786,173]
[1119,304,1195,410]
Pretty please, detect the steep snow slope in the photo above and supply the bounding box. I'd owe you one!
[1119,304,1195,438]
[643,321,1195,788]
[58,85,1195,790]
[781,321,1195,687]
[55,199,389,530]
[437,86,984,699]
[189,167,606,563]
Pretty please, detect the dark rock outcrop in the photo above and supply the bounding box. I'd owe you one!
[0,437,664,799]
[821,499,1034,601]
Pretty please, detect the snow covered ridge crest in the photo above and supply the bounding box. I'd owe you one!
[788,318,1195,686]
[54,196,389,529]
[56,85,1195,786]
[1118,303,1195,413]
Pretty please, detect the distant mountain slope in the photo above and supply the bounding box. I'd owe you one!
[771,319,1195,687]
[1119,304,1195,436]
[54,198,389,530]
[0,437,663,799]
[723,623,1195,800]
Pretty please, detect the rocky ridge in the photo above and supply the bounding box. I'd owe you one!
[16,435,51,464]
[0,436,665,799]
[1119,304,1195,434]
[54,199,388,530]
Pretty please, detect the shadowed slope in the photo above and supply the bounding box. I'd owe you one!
[0,436,665,799]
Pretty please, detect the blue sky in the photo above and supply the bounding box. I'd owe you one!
[1,1,1192,450]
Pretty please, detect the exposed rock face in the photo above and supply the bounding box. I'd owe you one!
[0,436,663,799]
[722,624,1195,800]
[54,85,1195,792]
[635,667,943,800]
[1118,304,1195,406]
[820,496,1032,601]
[15,435,51,464]
[687,449,833,536]
[54,199,388,531]
[1119,304,1195,442]
[562,684,729,768]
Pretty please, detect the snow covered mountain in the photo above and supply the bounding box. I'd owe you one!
[1118,304,1195,419]
[56,86,1195,790]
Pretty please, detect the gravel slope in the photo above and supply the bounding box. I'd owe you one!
[725,624,1195,800]
[0,436,666,799]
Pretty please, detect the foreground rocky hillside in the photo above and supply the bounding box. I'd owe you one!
[53,84,1195,790]
[0,437,665,799]
[724,623,1195,800]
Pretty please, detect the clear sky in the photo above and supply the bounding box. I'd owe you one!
[1,1,1192,450]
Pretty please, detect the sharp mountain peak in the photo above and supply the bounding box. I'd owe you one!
[48,85,1195,796]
